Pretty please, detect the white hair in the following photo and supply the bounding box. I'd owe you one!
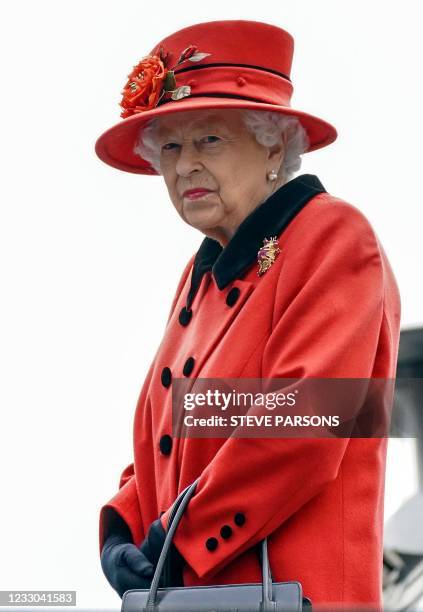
[134,109,310,183]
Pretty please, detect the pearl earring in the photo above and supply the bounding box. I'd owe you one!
[268,169,278,181]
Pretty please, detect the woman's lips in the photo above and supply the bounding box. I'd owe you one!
[183,189,214,200]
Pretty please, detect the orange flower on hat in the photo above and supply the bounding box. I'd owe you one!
[120,54,167,118]
[119,45,211,118]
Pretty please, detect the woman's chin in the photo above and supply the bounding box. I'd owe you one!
[184,211,223,233]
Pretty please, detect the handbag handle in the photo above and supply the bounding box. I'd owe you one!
[145,479,277,611]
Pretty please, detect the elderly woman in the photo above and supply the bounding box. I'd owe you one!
[95,19,401,610]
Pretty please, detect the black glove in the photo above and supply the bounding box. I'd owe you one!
[140,518,186,587]
[100,514,155,599]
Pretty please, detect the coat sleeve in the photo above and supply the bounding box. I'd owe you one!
[99,463,144,553]
[98,254,196,555]
[159,200,388,581]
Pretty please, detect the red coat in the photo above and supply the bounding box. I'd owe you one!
[99,174,401,609]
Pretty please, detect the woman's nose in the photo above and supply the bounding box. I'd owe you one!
[175,143,203,177]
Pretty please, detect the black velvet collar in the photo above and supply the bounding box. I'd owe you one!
[185,173,326,308]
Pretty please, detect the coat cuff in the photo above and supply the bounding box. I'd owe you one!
[158,489,249,581]
[99,476,145,555]
[158,486,257,581]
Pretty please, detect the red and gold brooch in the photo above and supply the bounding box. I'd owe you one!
[257,237,281,276]
[119,45,210,118]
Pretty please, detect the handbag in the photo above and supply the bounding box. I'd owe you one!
[122,479,312,611]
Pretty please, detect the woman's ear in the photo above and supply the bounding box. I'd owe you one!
[266,135,286,173]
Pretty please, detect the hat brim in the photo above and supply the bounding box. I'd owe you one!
[95,97,337,175]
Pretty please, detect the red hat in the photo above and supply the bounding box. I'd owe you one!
[95,19,337,174]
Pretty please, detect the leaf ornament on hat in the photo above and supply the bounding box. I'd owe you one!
[257,236,281,276]
[119,45,211,118]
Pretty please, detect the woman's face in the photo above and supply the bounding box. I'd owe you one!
[156,109,285,246]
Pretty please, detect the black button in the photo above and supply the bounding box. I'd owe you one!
[183,356,195,377]
[234,512,246,526]
[226,287,240,307]
[179,306,192,326]
[205,537,218,551]
[161,367,172,388]
[220,525,233,539]
[159,434,172,455]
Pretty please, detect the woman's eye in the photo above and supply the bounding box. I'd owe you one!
[161,143,180,151]
[201,136,220,144]
[161,137,220,152]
